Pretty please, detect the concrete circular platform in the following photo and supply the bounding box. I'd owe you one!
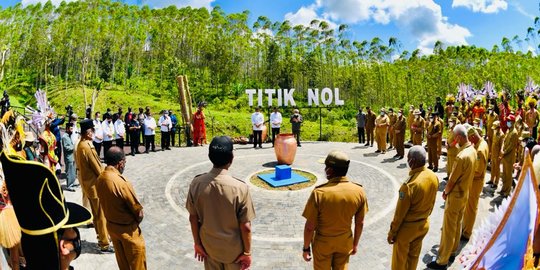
[65,142,496,270]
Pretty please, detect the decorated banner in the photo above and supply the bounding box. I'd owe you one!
[458,153,540,269]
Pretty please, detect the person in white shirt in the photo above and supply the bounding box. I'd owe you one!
[270,107,282,147]
[102,113,114,154]
[158,110,172,151]
[114,113,126,149]
[143,112,157,153]
[251,106,264,148]
[92,112,104,157]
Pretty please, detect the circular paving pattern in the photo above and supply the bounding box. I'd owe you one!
[166,153,400,242]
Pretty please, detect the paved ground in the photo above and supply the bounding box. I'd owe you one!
[63,141,502,270]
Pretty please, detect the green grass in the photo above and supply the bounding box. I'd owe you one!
[250,169,318,191]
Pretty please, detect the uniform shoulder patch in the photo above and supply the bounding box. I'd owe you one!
[399,191,405,200]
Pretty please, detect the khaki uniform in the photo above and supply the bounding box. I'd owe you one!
[389,113,397,148]
[407,111,415,142]
[437,118,444,156]
[186,168,256,268]
[411,117,425,146]
[501,128,518,196]
[375,115,390,152]
[75,139,110,249]
[365,111,376,146]
[490,130,505,185]
[437,142,476,265]
[388,167,438,270]
[459,105,469,124]
[393,116,407,157]
[486,112,498,153]
[446,126,458,178]
[97,166,146,270]
[462,139,489,238]
[302,176,368,270]
[525,109,539,139]
[426,119,442,169]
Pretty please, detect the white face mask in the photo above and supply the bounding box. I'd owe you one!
[449,123,455,128]
[456,142,461,148]
[507,122,512,128]
[398,113,402,117]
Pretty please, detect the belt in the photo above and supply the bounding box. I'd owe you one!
[404,218,427,223]
[107,220,136,226]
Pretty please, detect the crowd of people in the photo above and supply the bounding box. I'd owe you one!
[2,87,540,270]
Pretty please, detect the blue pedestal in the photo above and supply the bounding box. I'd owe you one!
[275,165,291,180]
[258,166,309,187]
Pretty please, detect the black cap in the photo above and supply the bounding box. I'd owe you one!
[79,119,94,134]
[209,136,233,154]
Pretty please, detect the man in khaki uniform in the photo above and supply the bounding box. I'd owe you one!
[393,109,407,159]
[365,107,376,147]
[500,114,518,197]
[388,146,438,270]
[462,127,489,240]
[407,105,415,143]
[488,121,504,188]
[97,147,146,270]
[485,106,498,154]
[426,112,442,172]
[186,136,256,270]
[302,150,368,270]
[75,119,112,253]
[388,108,397,150]
[375,109,390,153]
[428,124,476,269]
[411,110,425,146]
[445,117,460,181]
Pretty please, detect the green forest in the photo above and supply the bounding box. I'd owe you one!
[1,0,540,141]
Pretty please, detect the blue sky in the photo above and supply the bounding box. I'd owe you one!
[3,0,538,54]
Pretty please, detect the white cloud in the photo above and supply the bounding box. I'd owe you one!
[21,0,76,6]
[452,0,508,13]
[289,0,471,54]
[284,4,337,29]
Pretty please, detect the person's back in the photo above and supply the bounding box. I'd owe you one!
[186,136,255,269]
[309,178,366,237]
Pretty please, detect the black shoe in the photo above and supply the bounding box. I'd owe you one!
[166,148,171,150]
[427,261,447,269]
[375,150,381,153]
[490,184,498,189]
[460,235,469,242]
[397,156,404,160]
[99,246,115,254]
[259,146,263,148]
[151,149,157,152]
[432,167,438,172]
[297,144,302,147]
[443,176,448,181]
[131,153,135,156]
[428,165,433,170]
[136,151,142,154]
[486,181,494,186]
[449,255,456,263]
[364,143,369,146]
[393,154,399,158]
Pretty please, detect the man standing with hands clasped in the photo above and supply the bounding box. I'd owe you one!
[251,106,264,149]
[388,146,438,270]
[270,107,282,147]
[186,136,256,270]
[427,124,476,269]
[302,150,368,270]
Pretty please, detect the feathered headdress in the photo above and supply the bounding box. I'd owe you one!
[481,81,497,99]
[446,94,455,103]
[524,77,539,95]
[24,89,55,134]
[457,83,474,102]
